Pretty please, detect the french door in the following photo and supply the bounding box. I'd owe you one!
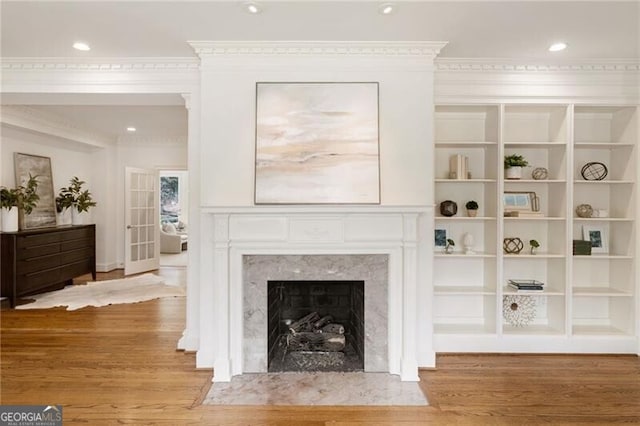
[124,167,160,275]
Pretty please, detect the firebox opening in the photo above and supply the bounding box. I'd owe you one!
[267,280,365,372]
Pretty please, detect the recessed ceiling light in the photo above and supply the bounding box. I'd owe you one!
[126,127,137,132]
[243,1,262,14]
[378,3,396,15]
[549,42,568,52]
[72,42,90,51]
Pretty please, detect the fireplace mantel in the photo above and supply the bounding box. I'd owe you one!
[197,205,434,382]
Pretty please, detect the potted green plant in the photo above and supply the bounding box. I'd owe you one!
[465,200,479,217]
[1,174,40,232]
[59,177,97,225]
[504,154,529,180]
[445,238,455,254]
[529,239,540,255]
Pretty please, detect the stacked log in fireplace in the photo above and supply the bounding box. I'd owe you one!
[286,312,346,352]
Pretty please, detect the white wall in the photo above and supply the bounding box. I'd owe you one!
[115,142,187,267]
[199,54,435,207]
[0,124,115,268]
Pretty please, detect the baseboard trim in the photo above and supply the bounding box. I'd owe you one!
[96,262,118,273]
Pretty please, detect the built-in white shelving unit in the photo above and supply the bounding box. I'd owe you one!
[433,104,638,353]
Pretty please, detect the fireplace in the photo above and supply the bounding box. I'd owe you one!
[267,280,365,372]
[194,207,432,382]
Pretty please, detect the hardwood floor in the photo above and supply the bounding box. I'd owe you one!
[2,268,639,425]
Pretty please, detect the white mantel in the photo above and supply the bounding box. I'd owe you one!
[197,205,434,382]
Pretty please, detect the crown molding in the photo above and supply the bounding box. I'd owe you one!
[436,58,640,72]
[188,41,448,58]
[0,57,199,71]
[0,105,113,148]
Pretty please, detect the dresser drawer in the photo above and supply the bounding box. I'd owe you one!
[60,260,93,282]
[61,237,93,252]
[19,268,63,295]
[18,253,61,274]
[61,247,94,264]
[17,232,63,249]
[19,242,61,261]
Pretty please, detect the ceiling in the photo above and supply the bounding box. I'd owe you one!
[1,1,637,145]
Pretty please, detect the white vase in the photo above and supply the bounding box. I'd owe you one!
[505,166,523,179]
[71,209,85,225]
[1,207,19,232]
[57,207,72,225]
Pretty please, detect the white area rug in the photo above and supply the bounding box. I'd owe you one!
[16,273,184,311]
[204,372,428,406]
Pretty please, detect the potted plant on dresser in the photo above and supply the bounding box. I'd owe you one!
[59,177,97,225]
[504,154,528,180]
[0,174,40,232]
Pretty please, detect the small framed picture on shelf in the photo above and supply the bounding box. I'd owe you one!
[503,191,539,212]
[434,228,447,250]
[582,225,608,254]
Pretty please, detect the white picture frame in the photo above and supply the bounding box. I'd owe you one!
[582,225,608,254]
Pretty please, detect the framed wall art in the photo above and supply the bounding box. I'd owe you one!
[14,153,56,229]
[254,82,380,204]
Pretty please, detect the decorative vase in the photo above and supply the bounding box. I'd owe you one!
[505,166,522,180]
[467,209,478,217]
[72,209,85,225]
[1,207,19,232]
[57,207,72,225]
[463,232,475,254]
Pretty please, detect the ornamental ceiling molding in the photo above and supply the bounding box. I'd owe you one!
[0,105,112,148]
[188,41,448,59]
[1,57,200,71]
[436,58,640,72]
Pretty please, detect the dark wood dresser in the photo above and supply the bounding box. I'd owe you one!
[1,225,96,308]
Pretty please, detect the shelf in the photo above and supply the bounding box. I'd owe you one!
[435,285,496,295]
[435,253,496,258]
[503,216,566,221]
[504,254,565,259]
[435,178,496,183]
[502,324,565,335]
[572,287,633,297]
[574,142,635,149]
[434,324,496,335]
[572,254,634,260]
[572,325,630,336]
[435,141,498,148]
[435,216,497,221]
[573,217,633,222]
[504,179,566,184]
[502,286,564,296]
[504,142,567,148]
[573,180,635,185]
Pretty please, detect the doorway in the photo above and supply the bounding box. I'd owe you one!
[159,170,189,268]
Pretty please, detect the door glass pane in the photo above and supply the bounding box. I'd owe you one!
[138,210,146,226]
[147,242,155,257]
[146,225,154,242]
[131,228,138,244]
[147,191,154,207]
[131,210,139,226]
[131,245,138,261]
[139,244,147,260]
[131,191,138,208]
[140,226,147,242]
[147,174,155,190]
[132,174,140,190]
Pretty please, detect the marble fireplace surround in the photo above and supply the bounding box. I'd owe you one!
[200,206,433,383]
[243,254,388,373]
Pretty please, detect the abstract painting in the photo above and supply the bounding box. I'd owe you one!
[14,153,56,228]
[255,82,380,204]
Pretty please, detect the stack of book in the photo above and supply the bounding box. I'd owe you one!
[508,279,545,292]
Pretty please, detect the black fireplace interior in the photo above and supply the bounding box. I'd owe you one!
[267,280,364,372]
